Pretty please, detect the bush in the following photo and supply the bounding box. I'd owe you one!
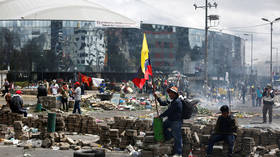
[14,81,29,88]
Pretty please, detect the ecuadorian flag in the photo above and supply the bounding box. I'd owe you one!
[132,33,153,89]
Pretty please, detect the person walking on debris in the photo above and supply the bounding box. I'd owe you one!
[2,79,9,96]
[241,84,247,104]
[72,82,82,114]
[60,82,69,112]
[154,86,183,157]
[206,105,238,157]
[256,87,262,107]
[262,84,274,124]
[10,90,28,117]
[250,86,257,107]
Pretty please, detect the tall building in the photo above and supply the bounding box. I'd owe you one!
[0,0,245,83]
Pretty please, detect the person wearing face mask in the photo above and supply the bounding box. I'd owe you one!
[262,84,274,124]
[154,86,183,157]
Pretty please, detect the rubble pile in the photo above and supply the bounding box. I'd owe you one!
[2,107,280,156]
[13,121,29,140]
[91,101,117,110]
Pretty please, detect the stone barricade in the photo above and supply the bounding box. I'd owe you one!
[2,109,280,156]
[39,96,62,109]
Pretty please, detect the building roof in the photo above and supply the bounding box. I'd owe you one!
[0,0,139,28]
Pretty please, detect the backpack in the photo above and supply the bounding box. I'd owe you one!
[181,98,199,119]
[10,95,23,112]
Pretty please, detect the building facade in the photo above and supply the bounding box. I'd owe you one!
[0,20,245,83]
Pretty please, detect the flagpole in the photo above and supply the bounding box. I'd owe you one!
[149,59,159,116]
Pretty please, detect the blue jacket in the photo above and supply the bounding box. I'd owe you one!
[157,97,182,121]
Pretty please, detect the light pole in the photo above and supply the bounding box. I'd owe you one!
[194,1,218,85]
[261,17,280,83]
[273,47,279,74]
[244,33,253,74]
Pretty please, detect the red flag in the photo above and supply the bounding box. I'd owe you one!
[80,73,91,87]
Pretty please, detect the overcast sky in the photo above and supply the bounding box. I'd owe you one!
[92,0,280,66]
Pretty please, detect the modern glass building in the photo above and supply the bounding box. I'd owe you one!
[0,0,245,83]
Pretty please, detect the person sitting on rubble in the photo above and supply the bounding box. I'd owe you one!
[206,105,238,157]
[10,90,28,117]
[154,86,183,157]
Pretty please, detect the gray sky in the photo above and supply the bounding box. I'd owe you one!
[92,0,280,66]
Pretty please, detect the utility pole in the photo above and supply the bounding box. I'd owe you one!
[194,1,218,85]
[244,33,253,74]
[261,17,280,84]
[273,47,279,73]
[205,0,208,86]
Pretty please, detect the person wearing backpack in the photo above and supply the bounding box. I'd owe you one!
[10,90,28,117]
[154,86,183,157]
[206,105,238,157]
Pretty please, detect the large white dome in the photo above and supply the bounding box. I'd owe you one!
[0,0,138,28]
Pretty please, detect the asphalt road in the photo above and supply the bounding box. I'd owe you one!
[0,144,130,157]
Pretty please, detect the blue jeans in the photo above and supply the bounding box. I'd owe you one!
[207,134,235,156]
[252,96,256,107]
[73,100,81,114]
[163,119,182,155]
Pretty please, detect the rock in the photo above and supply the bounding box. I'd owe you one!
[66,137,75,145]
[82,146,91,149]
[59,142,70,150]
[42,138,52,148]
[74,146,81,150]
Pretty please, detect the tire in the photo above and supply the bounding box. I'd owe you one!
[73,149,105,157]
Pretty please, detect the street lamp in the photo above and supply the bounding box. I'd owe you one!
[261,17,280,83]
[244,33,253,74]
[193,0,218,86]
[74,66,77,82]
[273,47,279,74]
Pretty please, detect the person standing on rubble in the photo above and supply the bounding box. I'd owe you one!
[262,84,274,124]
[154,86,183,157]
[51,80,59,95]
[2,79,9,96]
[256,87,262,107]
[37,81,47,103]
[241,84,247,104]
[60,82,69,112]
[250,86,257,107]
[206,105,238,157]
[72,82,82,114]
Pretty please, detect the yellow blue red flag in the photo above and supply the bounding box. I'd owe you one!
[132,33,153,89]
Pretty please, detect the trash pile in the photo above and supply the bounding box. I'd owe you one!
[38,93,154,111]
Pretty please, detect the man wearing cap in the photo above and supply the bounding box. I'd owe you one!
[154,86,183,157]
[262,84,274,124]
[10,90,28,117]
[206,105,238,157]
[72,82,82,114]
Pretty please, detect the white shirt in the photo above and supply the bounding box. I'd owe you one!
[74,87,81,101]
[51,84,59,95]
